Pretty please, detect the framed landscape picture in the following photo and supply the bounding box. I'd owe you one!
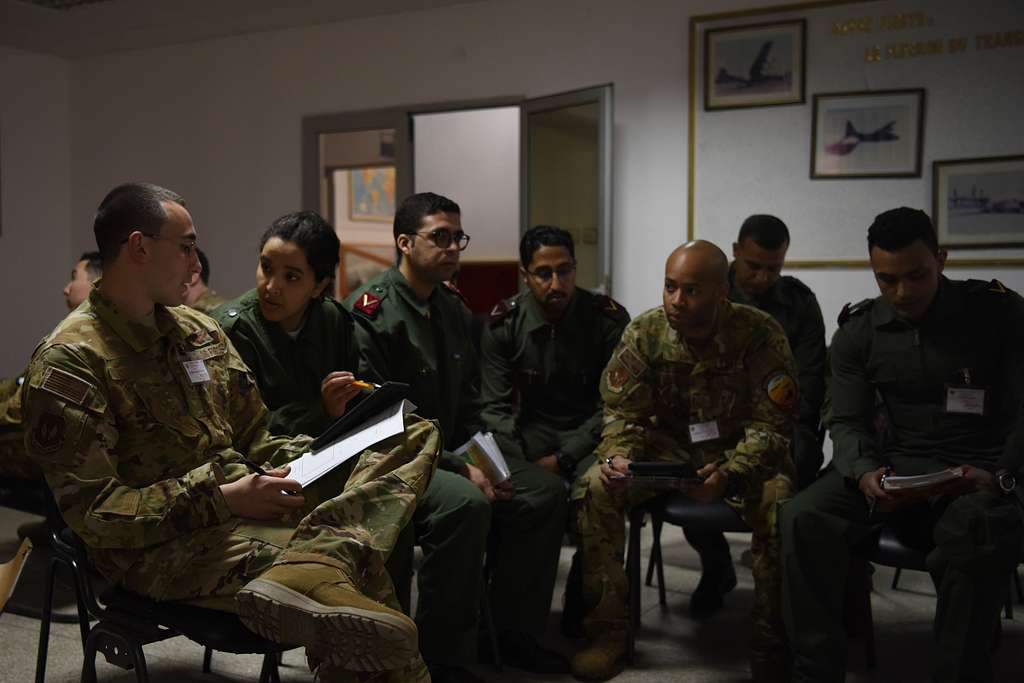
[933,155,1024,249]
[704,19,805,111]
[811,89,925,179]
[348,166,396,222]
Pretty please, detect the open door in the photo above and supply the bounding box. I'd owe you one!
[521,85,613,294]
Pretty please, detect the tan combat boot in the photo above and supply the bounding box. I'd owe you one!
[236,562,418,672]
[571,630,627,681]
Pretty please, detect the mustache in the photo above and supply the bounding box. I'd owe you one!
[545,291,567,302]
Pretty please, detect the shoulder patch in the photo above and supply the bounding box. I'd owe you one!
[30,411,66,454]
[39,366,92,406]
[489,299,514,327]
[354,291,383,318]
[837,299,874,327]
[765,371,798,412]
[989,279,1008,294]
[594,294,629,323]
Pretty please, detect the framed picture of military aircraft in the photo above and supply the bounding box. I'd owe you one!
[704,19,805,111]
[933,155,1024,249]
[811,89,925,179]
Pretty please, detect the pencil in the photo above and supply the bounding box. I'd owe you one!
[352,380,378,390]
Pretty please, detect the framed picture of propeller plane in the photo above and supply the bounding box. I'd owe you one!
[704,19,805,111]
[811,89,925,179]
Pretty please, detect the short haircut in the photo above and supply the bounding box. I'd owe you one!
[196,248,211,285]
[260,211,340,283]
[867,207,938,254]
[93,183,186,263]
[79,251,102,280]
[737,214,790,250]
[393,192,460,241]
[519,225,575,267]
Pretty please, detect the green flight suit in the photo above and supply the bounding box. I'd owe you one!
[574,302,798,678]
[480,287,629,481]
[728,266,826,488]
[781,278,1024,683]
[213,289,359,439]
[20,287,441,683]
[346,267,567,667]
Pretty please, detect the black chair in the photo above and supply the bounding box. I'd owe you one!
[36,487,290,683]
[626,493,750,659]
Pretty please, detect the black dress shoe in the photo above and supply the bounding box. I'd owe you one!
[689,562,738,619]
[427,664,488,683]
[499,631,570,674]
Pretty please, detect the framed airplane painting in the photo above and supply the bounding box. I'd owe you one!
[933,155,1024,249]
[811,89,925,179]
[704,19,805,111]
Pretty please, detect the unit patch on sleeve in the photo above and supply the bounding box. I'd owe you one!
[765,371,798,412]
[354,291,382,317]
[30,411,66,454]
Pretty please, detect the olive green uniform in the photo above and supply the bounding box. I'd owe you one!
[480,287,629,480]
[574,303,798,676]
[213,289,359,438]
[728,266,827,488]
[21,287,440,682]
[346,267,567,666]
[781,278,1024,683]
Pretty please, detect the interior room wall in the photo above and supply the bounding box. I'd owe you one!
[0,46,71,376]
[63,0,1023,333]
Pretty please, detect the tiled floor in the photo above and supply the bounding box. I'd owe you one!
[2,504,1022,682]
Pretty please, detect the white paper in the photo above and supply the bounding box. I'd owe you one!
[945,387,985,416]
[455,431,511,483]
[688,420,720,443]
[182,359,210,384]
[288,399,416,488]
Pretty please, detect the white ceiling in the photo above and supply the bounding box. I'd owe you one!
[0,0,483,58]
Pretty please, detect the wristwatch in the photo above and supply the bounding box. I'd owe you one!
[996,469,1017,495]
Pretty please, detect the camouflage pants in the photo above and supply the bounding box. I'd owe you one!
[120,417,440,683]
[573,455,793,670]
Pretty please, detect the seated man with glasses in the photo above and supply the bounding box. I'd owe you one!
[346,193,569,681]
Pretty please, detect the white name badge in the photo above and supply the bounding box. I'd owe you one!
[182,359,211,384]
[688,420,720,444]
[945,387,985,416]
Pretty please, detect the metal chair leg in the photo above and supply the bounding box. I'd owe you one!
[480,581,502,672]
[626,507,644,664]
[203,646,213,673]
[645,517,662,587]
[259,651,281,683]
[34,558,59,683]
[890,567,902,591]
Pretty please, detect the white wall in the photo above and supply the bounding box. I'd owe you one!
[49,0,1024,333]
[0,46,71,376]
[413,106,520,261]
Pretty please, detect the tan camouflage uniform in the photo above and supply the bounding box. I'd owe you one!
[0,372,37,480]
[573,302,797,677]
[189,290,226,314]
[21,288,438,682]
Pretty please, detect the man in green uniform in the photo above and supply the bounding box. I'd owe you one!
[781,207,1024,683]
[481,224,629,481]
[729,215,826,488]
[21,183,442,683]
[185,248,227,313]
[346,193,569,681]
[214,211,359,439]
[571,240,798,682]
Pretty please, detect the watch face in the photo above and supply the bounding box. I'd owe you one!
[999,473,1016,494]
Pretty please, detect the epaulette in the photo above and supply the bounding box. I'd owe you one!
[982,278,1011,295]
[594,294,629,323]
[488,297,518,327]
[442,280,468,306]
[837,298,873,326]
[352,285,388,318]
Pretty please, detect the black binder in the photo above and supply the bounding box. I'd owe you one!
[311,382,411,452]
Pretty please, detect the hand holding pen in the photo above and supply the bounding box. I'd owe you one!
[321,372,376,418]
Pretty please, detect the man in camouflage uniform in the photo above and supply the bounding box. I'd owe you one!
[185,247,227,313]
[347,193,568,681]
[21,183,441,683]
[1,251,104,482]
[782,208,1024,683]
[571,240,797,682]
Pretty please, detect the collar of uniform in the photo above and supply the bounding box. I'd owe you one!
[727,262,786,308]
[89,285,181,352]
[387,266,434,317]
[871,276,954,329]
[521,288,581,334]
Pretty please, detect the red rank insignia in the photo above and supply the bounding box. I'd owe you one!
[355,291,382,317]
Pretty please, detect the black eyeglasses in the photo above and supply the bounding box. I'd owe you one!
[122,232,198,257]
[413,228,471,251]
[526,262,576,283]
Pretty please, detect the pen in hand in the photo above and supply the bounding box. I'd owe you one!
[351,380,379,390]
[241,456,299,496]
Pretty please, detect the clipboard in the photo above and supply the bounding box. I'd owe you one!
[311,381,411,451]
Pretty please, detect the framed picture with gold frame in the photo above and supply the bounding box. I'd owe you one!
[933,155,1024,250]
[704,19,806,111]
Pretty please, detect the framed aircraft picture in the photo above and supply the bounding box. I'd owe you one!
[811,89,925,179]
[933,155,1024,249]
[704,19,805,111]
